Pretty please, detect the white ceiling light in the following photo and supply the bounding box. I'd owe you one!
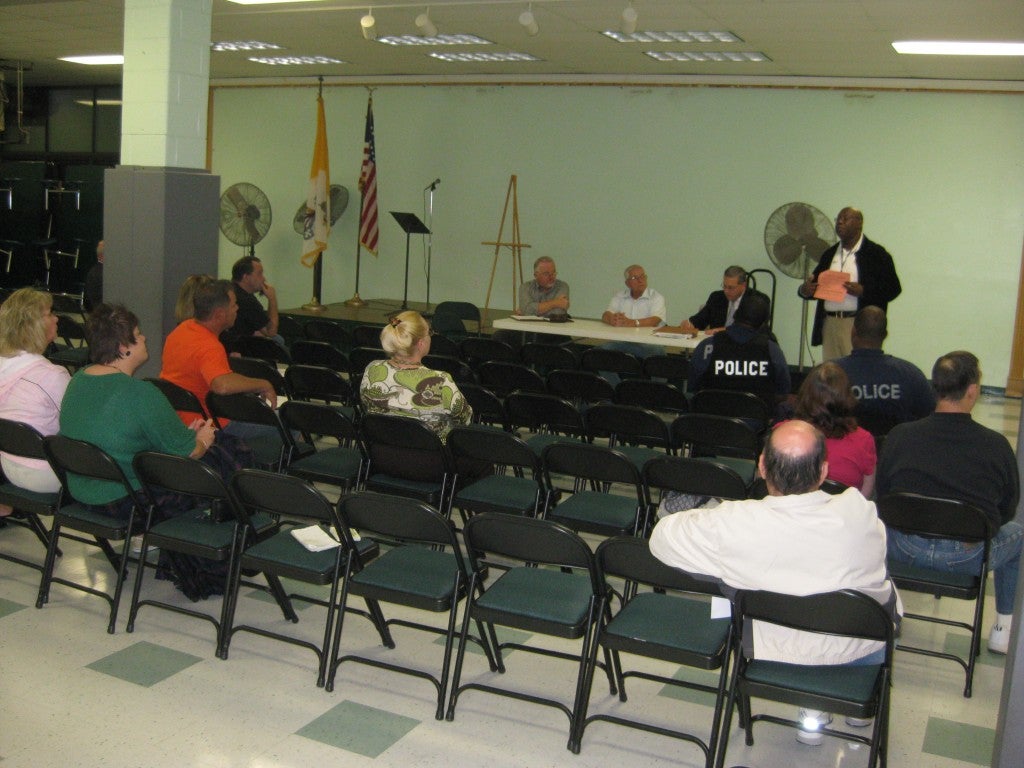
[59,54,124,66]
[361,10,377,41]
[519,5,538,37]
[416,10,438,38]
[892,40,1024,56]
[620,4,638,36]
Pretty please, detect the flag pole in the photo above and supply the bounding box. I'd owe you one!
[345,87,376,309]
[345,192,366,307]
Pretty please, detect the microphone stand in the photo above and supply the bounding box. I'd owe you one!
[423,179,439,310]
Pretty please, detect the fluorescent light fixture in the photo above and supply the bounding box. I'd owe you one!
[645,51,769,62]
[892,40,1024,56]
[59,55,124,66]
[74,99,123,106]
[379,34,492,46]
[248,55,345,65]
[416,12,438,38]
[212,41,283,52]
[361,11,377,41]
[604,30,740,44]
[430,51,540,63]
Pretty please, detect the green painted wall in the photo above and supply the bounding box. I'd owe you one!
[210,84,1024,386]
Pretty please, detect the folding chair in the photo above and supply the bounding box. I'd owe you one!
[129,451,287,651]
[422,354,476,386]
[283,364,358,421]
[348,346,385,382]
[431,300,480,339]
[206,392,310,471]
[691,388,771,434]
[280,400,366,492]
[643,455,748,531]
[46,314,90,372]
[428,333,461,358]
[717,589,894,768]
[289,339,350,374]
[38,435,147,633]
[229,335,292,366]
[224,470,386,686]
[328,492,497,719]
[584,402,672,471]
[145,376,214,423]
[446,513,613,749]
[351,324,384,348]
[574,536,733,767]
[542,441,648,539]
[460,337,519,368]
[876,492,995,698]
[643,353,690,390]
[0,418,64,571]
[671,413,762,487]
[304,318,352,351]
[521,341,578,373]
[458,382,507,430]
[228,356,289,398]
[505,390,586,456]
[448,425,550,522]
[360,413,458,516]
[277,314,305,348]
[477,360,546,398]
[614,378,690,416]
[580,347,642,381]
[546,369,615,409]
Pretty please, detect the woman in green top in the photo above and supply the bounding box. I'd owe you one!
[59,304,217,508]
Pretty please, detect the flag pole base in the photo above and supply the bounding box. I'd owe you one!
[302,298,327,312]
[344,292,367,308]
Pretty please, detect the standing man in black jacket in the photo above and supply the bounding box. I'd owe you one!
[799,207,901,360]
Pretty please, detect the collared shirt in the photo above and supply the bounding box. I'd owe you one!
[605,287,666,325]
[518,278,569,317]
[825,234,862,312]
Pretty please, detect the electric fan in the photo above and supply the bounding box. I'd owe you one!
[292,184,350,234]
[219,182,272,256]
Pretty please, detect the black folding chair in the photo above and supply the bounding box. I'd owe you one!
[229,335,292,366]
[283,364,358,421]
[206,392,310,471]
[477,360,546,398]
[145,377,215,423]
[289,339,350,374]
[584,402,672,471]
[280,400,366,492]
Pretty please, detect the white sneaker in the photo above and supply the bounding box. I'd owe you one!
[796,709,832,746]
[989,623,1011,655]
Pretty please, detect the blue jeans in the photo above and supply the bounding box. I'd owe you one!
[887,521,1024,615]
[597,341,661,386]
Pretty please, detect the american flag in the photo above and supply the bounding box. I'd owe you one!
[358,95,379,255]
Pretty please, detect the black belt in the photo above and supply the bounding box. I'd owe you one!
[825,311,857,318]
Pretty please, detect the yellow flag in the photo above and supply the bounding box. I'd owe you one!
[300,95,330,267]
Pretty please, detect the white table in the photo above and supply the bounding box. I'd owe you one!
[492,316,704,351]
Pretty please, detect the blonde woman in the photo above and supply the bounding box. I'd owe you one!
[174,274,215,323]
[0,288,70,503]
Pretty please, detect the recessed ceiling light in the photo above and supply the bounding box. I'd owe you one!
[379,34,493,46]
[59,55,124,66]
[603,30,740,44]
[892,41,1024,56]
[645,51,769,62]
[429,51,539,63]
[213,41,283,52]
[248,55,345,66]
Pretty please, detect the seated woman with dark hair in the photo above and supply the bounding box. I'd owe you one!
[59,304,243,599]
[792,361,876,496]
[0,288,71,512]
[360,310,477,480]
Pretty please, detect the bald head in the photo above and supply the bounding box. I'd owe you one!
[835,206,864,249]
[852,306,888,349]
[759,420,828,495]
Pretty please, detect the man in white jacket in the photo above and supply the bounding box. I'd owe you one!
[649,419,900,744]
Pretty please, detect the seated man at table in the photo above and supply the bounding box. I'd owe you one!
[496,255,571,349]
[688,292,790,415]
[674,265,769,336]
[598,264,665,382]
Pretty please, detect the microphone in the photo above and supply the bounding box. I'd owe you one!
[425,178,440,191]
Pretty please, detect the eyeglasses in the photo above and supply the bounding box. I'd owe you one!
[626,274,646,282]
[535,270,556,277]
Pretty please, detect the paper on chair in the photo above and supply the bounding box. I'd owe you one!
[291,525,341,552]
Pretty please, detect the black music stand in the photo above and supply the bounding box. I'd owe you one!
[390,211,431,309]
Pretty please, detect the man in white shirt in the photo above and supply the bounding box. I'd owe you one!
[598,264,666,380]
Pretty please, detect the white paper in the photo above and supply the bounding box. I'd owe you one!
[710,596,732,619]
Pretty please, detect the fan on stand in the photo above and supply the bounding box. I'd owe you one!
[763,202,837,370]
[220,182,272,257]
[292,184,349,234]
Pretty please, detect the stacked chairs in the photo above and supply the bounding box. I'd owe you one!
[573,536,733,767]
[224,470,387,687]
[38,435,147,633]
[877,492,995,698]
[447,514,614,749]
[542,441,648,539]
[717,589,894,768]
[0,418,65,571]
[448,425,550,523]
[328,492,497,719]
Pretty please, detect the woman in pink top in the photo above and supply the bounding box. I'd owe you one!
[0,289,71,508]
[793,361,876,496]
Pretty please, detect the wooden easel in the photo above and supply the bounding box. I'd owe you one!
[482,174,531,323]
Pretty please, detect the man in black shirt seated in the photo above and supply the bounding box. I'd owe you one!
[674,265,769,336]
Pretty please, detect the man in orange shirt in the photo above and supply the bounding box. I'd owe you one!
[160,279,276,438]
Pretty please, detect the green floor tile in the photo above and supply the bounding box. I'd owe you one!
[922,717,995,766]
[297,700,420,757]
[86,641,203,687]
[0,596,28,618]
[943,632,1006,668]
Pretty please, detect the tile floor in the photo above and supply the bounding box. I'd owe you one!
[0,393,1018,768]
